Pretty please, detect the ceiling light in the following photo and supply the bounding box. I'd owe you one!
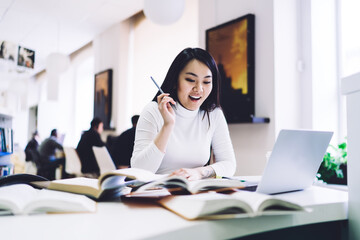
[143,0,185,25]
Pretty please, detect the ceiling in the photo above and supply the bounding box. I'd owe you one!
[0,0,143,76]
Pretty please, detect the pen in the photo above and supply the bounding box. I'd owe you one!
[150,76,176,109]
[221,176,246,182]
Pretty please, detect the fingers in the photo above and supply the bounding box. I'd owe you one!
[157,93,176,108]
[169,168,203,181]
[170,168,191,179]
[157,93,169,104]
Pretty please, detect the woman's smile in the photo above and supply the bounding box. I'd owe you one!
[177,60,213,111]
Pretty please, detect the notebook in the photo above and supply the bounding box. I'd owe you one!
[243,129,333,194]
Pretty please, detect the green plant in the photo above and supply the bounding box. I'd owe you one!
[317,141,347,184]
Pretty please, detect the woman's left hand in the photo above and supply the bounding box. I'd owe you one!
[169,166,215,181]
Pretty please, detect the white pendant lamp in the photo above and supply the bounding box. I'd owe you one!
[46,52,70,75]
[45,20,70,76]
[143,0,185,25]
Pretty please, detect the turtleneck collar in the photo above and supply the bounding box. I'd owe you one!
[175,101,200,118]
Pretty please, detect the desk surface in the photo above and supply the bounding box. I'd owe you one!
[0,185,348,240]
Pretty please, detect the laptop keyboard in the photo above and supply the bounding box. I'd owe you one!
[240,185,258,192]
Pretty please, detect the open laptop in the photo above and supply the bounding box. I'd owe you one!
[242,129,333,194]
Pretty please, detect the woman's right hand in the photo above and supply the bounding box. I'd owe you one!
[157,93,176,126]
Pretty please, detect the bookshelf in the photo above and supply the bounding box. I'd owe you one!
[0,113,13,176]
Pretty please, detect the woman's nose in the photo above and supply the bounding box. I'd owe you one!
[193,82,203,92]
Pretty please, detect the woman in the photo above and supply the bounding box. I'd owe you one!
[131,48,236,180]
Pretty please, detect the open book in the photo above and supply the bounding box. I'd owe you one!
[134,176,245,194]
[32,168,245,199]
[32,168,166,200]
[0,184,96,215]
[158,190,309,220]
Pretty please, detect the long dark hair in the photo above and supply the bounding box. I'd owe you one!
[152,48,221,114]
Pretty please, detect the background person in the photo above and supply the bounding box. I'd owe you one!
[38,129,67,179]
[76,117,105,178]
[110,115,139,168]
[24,130,40,162]
[131,48,236,180]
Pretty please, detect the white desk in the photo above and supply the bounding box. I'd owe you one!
[0,186,348,240]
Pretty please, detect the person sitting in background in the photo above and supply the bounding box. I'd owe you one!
[24,130,40,162]
[38,129,67,180]
[110,115,139,168]
[76,117,105,178]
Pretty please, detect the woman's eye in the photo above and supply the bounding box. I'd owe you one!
[185,78,195,82]
[204,81,212,85]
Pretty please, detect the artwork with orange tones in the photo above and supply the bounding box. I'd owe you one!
[94,69,112,129]
[206,14,255,123]
[17,46,35,69]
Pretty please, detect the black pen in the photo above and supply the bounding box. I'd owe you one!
[150,76,176,109]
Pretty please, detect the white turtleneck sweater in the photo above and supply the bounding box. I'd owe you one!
[131,101,236,177]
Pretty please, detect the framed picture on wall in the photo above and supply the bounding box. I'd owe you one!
[206,14,256,123]
[17,46,35,69]
[0,40,17,62]
[94,69,112,130]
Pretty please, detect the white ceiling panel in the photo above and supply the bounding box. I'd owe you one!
[0,0,143,76]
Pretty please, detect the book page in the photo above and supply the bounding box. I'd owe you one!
[23,189,97,214]
[230,191,305,214]
[52,177,99,189]
[230,191,272,213]
[186,179,245,194]
[159,192,254,220]
[48,178,100,198]
[99,168,167,184]
[134,176,187,193]
[0,184,37,214]
[137,177,245,194]
[257,197,305,213]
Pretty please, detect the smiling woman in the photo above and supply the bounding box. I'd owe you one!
[130,48,236,180]
[177,60,213,111]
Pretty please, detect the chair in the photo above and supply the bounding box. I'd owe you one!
[29,149,57,180]
[63,147,83,177]
[92,146,116,175]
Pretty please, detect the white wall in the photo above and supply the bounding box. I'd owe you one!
[132,1,199,116]
[93,0,199,135]
[73,53,95,146]
[311,0,340,141]
[31,44,94,148]
[37,69,74,145]
[199,0,276,175]
[288,0,340,140]
[274,0,301,132]
[198,0,342,175]
[93,20,133,136]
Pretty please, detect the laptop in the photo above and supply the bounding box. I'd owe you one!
[242,129,333,194]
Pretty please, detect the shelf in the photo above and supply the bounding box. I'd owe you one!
[227,116,270,124]
[251,116,270,123]
[0,112,13,177]
[0,152,12,157]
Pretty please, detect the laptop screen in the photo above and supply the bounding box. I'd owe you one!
[255,129,333,194]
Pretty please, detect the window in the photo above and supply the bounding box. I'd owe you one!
[340,0,360,77]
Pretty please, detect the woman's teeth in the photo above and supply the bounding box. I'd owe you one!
[190,96,200,100]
